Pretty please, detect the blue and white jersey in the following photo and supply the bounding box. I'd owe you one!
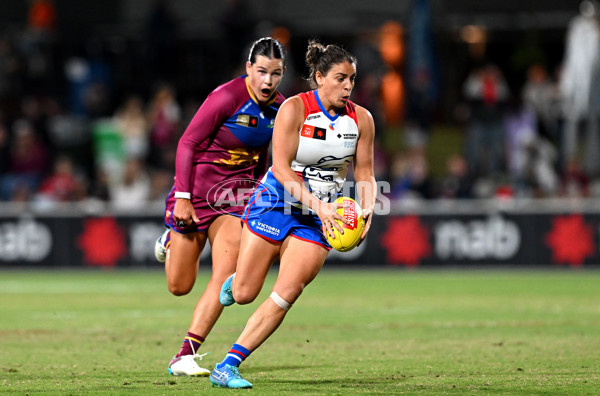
[288,90,359,206]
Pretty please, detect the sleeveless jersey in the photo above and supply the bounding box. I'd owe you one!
[291,90,359,203]
[242,90,358,246]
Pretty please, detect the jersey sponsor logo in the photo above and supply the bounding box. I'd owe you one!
[307,114,321,120]
[301,124,313,137]
[236,114,259,128]
[337,132,357,140]
[300,124,326,140]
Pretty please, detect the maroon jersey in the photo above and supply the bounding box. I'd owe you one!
[174,76,285,203]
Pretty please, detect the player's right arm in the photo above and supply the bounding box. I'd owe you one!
[271,97,345,238]
[173,87,235,225]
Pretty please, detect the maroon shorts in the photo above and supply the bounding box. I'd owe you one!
[163,190,245,234]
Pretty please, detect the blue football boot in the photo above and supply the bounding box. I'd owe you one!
[219,273,235,306]
[210,364,252,389]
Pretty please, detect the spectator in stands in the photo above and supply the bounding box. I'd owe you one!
[559,158,590,198]
[462,63,510,178]
[505,92,560,198]
[438,154,472,199]
[504,99,538,196]
[146,83,182,169]
[113,94,149,160]
[390,153,434,200]
[560,0,600,176]
[109,158,151,210]
[521,63,562,147]
[0,119,50,201]
[35,155,86,205]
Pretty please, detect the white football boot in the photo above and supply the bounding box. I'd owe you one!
[154,228,170,263]
[168,353,211,377]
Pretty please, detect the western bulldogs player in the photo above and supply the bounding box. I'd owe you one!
[211,40,376,389]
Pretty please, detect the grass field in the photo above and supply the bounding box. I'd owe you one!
[1,268,599,395]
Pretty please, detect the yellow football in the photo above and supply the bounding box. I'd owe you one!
[326,197,366,252]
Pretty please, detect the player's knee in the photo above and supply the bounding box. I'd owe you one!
[167,279,194,296]
[285,283,305,300]
[232,283,261,305]
[273,284,304,306]
[232,288,258,305]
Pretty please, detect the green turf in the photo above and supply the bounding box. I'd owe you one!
[1,269,599,395]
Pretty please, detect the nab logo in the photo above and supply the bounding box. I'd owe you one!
[236,114,259,128]
[300,124,326,140]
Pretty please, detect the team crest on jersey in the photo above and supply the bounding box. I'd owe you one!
[236,114,259,128]
[300,124,326,140]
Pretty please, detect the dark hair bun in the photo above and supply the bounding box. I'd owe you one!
[305,40,326,68]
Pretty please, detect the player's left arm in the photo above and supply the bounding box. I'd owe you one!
[353,105,377,241]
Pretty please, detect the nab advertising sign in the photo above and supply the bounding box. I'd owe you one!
[0,211,598,268]
[369,212,598,268]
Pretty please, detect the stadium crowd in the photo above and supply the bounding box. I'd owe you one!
[1,0,599,209]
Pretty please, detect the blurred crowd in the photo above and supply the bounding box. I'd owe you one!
[1,0,600,210]
[370,0,600,202]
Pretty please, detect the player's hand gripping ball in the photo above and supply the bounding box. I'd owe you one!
[327,197,366,252]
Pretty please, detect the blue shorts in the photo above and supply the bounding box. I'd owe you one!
[242,173,331,250]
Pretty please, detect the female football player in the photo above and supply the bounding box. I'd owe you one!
[154,37,287,377]
[210,40,376,389]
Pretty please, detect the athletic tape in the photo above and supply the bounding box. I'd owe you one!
[270,291,292,311]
